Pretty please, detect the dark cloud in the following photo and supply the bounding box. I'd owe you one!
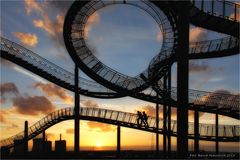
[189,61,210,73]
[189,60,224,74]
[13,96,56,115]
[82,100,100,108]
[212,90,231,94]
[0,83,19,103]
[33,82,73,103]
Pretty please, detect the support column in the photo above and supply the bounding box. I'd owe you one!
[163,75,167,157]
[194,109,199,155]
[74,65,80,154]
[156,94,159,156]
[176,1,189,158]
[43,130,45,152]
[24,121,28,154]
[117,125,121,157]
[167,67,172,157]
[43,130,46,141]
[216,113,219,154]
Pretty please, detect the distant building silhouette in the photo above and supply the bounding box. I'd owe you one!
[12,139,25,155]
[1,146,10,157]
[32,138,52,153]
[44,140,52,153]
[55,134,66,153]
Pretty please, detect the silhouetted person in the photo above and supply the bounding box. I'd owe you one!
[137,111,143,126]
[142,111,149,127]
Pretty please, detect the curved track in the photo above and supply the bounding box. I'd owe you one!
[63,1,178,93]
[190,0,239,37]
[1,107,239,150]
[0,37,121,99]
[1,36,239,119]
[63,0,239,100]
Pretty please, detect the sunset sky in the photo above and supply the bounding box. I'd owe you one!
[0,0,239,152]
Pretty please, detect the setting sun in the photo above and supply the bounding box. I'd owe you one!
[96,141,102,147]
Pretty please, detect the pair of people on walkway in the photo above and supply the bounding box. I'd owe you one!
[137,111,149,127]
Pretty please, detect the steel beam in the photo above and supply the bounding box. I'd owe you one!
[156,93,159,156]
[194,109,199,155]
[24,121,28,154]
[74,65,80,154]
[163,75,167,157]
[167,67,172,157]
[117,125,121,157]
[176,1,190,158]
[216,113,219,154]
[43,130,45,152]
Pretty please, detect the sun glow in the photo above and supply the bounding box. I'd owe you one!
[96,141,102,147]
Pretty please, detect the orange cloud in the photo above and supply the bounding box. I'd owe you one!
[66,121,116,133]
[13,96,56,115]
[189,27,207,43]
[66,128,74,134]
[0,110,8,123]
[25,0,44,15]
[12,32,38,47]
[33,83,73,104]
[24,0,66,52]
[87,122,116,132]
[33,14,64,36]
[84,12,100,39]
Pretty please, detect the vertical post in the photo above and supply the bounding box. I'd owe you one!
[74,65,80,154]
[235,4,237,21]
[194,109,199,156]
[24,121,28,154]
[211,0,214,15]
[167,67,172,157]
[43,130,45,152]
[222,0,225,17]
[117,125,121,157]
[156,93,159,156]
[43,130,46,141]
[201,0,204,10]
[163,75,167,157]
[176,1,189,158]
[216,113,219,154]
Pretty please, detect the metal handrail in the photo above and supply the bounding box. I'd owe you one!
[1,107,239,149]
[191,0,240,22]
[0,37,117,94]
